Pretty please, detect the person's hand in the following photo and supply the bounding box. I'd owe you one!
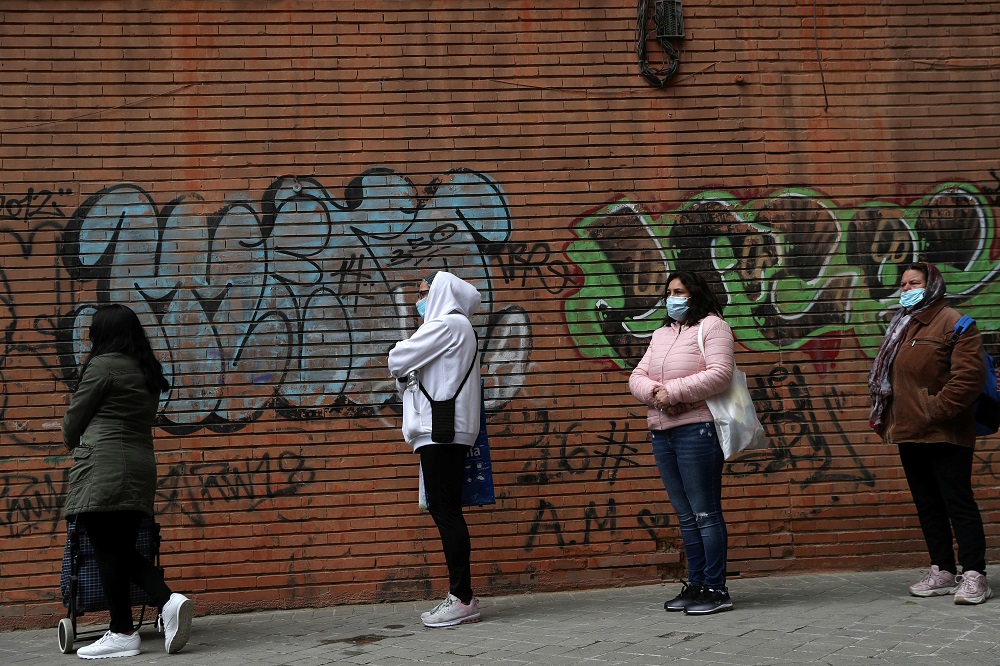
[653,387,670,411]
[665,402,694,417]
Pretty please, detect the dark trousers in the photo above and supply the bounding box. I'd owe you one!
[77,510,172,634]
[420,444,474,603]
[899,442,987,575]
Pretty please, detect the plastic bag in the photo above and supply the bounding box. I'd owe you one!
[697,322,767,459]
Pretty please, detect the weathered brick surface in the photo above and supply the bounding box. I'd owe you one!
[1,0,998,630]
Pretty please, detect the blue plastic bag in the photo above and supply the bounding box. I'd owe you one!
[461,391,496,506]
[419,381,495,508]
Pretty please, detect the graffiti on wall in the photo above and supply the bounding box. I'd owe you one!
[2,172,994,551]
[57,168,556,433]
[1,188,71,224]
[512,410,674,551]
[156,450,317,526]
[0,471,66,538]
[558,180,1000,500]
[564,182,1000,369]
[731,366,874,486]
[0,187,74,448]
[0,450,317,535]
[0,169,581,538]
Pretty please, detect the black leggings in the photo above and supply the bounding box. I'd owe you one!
[76,510,172,634]
[420,444,474,603]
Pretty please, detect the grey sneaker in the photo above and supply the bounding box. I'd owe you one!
[954,571,993,605]
[76,630,140,659]
[421,594,481,628]
[909,566,957,597]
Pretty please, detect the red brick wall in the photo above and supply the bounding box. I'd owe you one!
[2,0,999,629]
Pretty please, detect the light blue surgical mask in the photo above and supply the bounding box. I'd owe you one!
[415,297,427,318]
[667,296,690,321]
[899,288,925,309]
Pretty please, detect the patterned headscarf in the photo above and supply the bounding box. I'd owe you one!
[868,262,946,433]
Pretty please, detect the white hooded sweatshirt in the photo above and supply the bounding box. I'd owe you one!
[388,272,482,451]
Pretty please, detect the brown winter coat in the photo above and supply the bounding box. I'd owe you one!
[882,300,985,448]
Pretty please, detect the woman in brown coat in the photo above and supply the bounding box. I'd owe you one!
[869,262,990,604]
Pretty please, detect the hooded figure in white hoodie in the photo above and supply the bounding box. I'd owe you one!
[388,271,482,627]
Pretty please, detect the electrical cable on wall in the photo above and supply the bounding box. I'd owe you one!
[637,0,683,87]
[812,0,830,111]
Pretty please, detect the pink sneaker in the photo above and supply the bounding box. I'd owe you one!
[908,566,957,597]
[954,571,993,605]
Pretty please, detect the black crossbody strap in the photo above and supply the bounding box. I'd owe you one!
[419,328,479,403]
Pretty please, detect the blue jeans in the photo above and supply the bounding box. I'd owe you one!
[651,423,728,588]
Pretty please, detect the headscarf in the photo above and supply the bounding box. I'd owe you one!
[868,262,946,433]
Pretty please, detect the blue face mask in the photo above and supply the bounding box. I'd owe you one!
[899,288,925,309]
[415,298,427,318]
[667,296,690,321]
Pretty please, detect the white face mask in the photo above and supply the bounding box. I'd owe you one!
[899,288,925,309]
[666,296,690,321]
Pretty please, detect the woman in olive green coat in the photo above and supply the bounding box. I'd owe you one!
[63,304,193,659]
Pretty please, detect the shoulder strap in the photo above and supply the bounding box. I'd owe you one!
[949,315,976,348]
[419,330,479,402]
[696,320,706,358]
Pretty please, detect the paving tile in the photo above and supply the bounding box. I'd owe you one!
[3,569,1000,665]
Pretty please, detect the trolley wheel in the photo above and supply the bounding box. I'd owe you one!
[58,618,74,654]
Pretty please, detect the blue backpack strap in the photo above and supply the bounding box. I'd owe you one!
[949,315,976,348]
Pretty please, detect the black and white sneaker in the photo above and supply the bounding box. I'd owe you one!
[683,587,733,615]
[664,581,704,612]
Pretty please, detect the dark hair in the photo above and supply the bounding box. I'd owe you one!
[83,304,170,394]
[666,270,723,325]
[904,263,928,280]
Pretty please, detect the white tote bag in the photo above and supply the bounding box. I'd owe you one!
[697,322,767,459]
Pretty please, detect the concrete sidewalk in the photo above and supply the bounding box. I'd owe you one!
[2,569,999,666]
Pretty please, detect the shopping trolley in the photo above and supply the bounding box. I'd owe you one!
[57,516,161,654]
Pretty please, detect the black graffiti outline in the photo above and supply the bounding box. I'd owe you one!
[0,470,66,538]
[0,187,71,223]
[156,450,316,526]
[593,420,640,485]
[491,240,578,295]
[727,366,875,487]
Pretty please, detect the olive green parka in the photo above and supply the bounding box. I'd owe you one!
[62,353,162,518]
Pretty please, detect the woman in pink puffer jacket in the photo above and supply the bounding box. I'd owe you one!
[629,270,735,616]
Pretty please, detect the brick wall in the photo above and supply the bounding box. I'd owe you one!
[2,0,999,629]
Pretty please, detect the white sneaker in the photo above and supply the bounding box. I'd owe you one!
[160,593,194,654]
[421,593,481,628]
[76,631,140,659]
[420,594,467,622]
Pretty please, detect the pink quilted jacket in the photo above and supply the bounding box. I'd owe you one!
[628,315,735,431]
